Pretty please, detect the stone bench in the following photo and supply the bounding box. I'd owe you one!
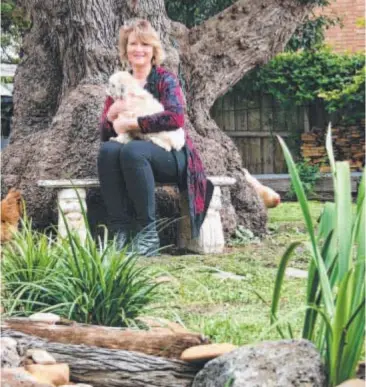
[37,176,236,254]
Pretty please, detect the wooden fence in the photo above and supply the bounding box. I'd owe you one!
[211,91,310,174]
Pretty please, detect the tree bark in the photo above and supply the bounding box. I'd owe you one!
[3,318,208,359]
[1,0,315,235]
[2,329,201,387]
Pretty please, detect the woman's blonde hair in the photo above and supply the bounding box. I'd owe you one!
[119,19,166,66]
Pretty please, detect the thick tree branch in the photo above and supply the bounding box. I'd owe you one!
[186,0,313,111]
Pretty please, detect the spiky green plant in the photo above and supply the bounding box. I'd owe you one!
[271,124,365,386]
[56,224,160,326]
[2,196,161,327]
[55,189,161,326]
[1,217,64,315]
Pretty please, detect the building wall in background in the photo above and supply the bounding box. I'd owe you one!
[317,0,365,53]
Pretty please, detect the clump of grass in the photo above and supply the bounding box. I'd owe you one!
[56,226,159,326]
[1,217,64,316]
[1,209,161,327]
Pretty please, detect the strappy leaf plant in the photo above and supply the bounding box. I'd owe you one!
[57,216,160,326]
[271,124,365,386]
[2,195,161,327]
[1,217,64,316]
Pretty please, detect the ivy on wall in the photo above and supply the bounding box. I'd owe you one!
[230,47,365,125]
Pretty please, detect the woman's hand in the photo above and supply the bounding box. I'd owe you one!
[113,117,140,134]
[107,99,126,122]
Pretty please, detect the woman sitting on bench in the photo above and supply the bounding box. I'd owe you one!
[97,19,214,256]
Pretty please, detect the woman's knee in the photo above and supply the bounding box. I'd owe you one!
[98,141,123,161]
[120,140,148,166]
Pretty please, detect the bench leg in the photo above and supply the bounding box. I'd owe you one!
[178,186,225,254]
[57,188,87,242]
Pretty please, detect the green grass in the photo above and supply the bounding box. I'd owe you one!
[140,201,325,345]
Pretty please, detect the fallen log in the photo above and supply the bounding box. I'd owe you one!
[2,318,208,359]
[2,329,201,387]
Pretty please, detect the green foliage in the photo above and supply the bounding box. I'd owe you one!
[1,0,30,63]
[165,0,234,28]
[2,213,160,327]
[1,218,65,316]
[287,15,340,52]
[272,126,365,386]
[286,160,320,200]
[355,17,365,28]
[232,48,365,124]
[0,76,14,83]
[57,222,160,326]
[228,226,260,247]
[318,66,365,123]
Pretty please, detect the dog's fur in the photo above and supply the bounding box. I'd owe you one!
[1,189,23,243]
[107,71,185,152]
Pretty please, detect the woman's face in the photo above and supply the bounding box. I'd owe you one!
[127,32,154,68]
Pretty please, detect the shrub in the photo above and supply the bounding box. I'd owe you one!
[232,48,365,124]
[1,218,64,315]
[56,226,159,326]
[2,212,160,327]
[286,159,320,200]
[271,125,365,386]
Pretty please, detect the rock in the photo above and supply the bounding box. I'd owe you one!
[25,363,70,386]
[29,312,61,324]
[357,361,365,380]
[192,339,326,387]
[1,336,21,368]
[1,337,18,346]
[285,267,308,279]
[154,275,176,284]
[181,343,237,363]
[26,349,57,365]
[212,271,246,281]
[1,367,53,387]
[337,380,365,387]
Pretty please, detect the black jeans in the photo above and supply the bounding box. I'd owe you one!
[97,140,187,234]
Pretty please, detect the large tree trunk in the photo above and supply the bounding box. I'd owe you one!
[1,0,314,236]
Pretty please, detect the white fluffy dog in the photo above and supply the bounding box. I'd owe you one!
[107,71,185,152]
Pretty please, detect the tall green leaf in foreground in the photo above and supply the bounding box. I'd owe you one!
[271,124,365,386]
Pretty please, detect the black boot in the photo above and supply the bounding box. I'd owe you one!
[130,224,160,257]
